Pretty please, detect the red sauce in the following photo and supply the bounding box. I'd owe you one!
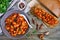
[19,2,25,9]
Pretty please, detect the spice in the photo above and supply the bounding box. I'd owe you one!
[39,24,43,30]
[38,34,44,40]
[44,31,49,36]
[36,23,39,30]
[32,18,35,24]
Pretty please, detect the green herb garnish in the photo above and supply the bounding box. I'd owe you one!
[32,30,37,33]
[0,0,11,13]
[26,33,30,37]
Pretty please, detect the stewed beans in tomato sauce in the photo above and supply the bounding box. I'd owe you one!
[31,7,58,26]
[5,13,28,37]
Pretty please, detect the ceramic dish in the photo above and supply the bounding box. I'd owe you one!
[18,0,27,11]
[1,10,31,39]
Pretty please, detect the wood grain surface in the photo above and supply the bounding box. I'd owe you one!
[39,0,60,17]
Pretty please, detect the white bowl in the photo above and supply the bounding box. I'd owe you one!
[1,10,30,39]
[18,1,27,11]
